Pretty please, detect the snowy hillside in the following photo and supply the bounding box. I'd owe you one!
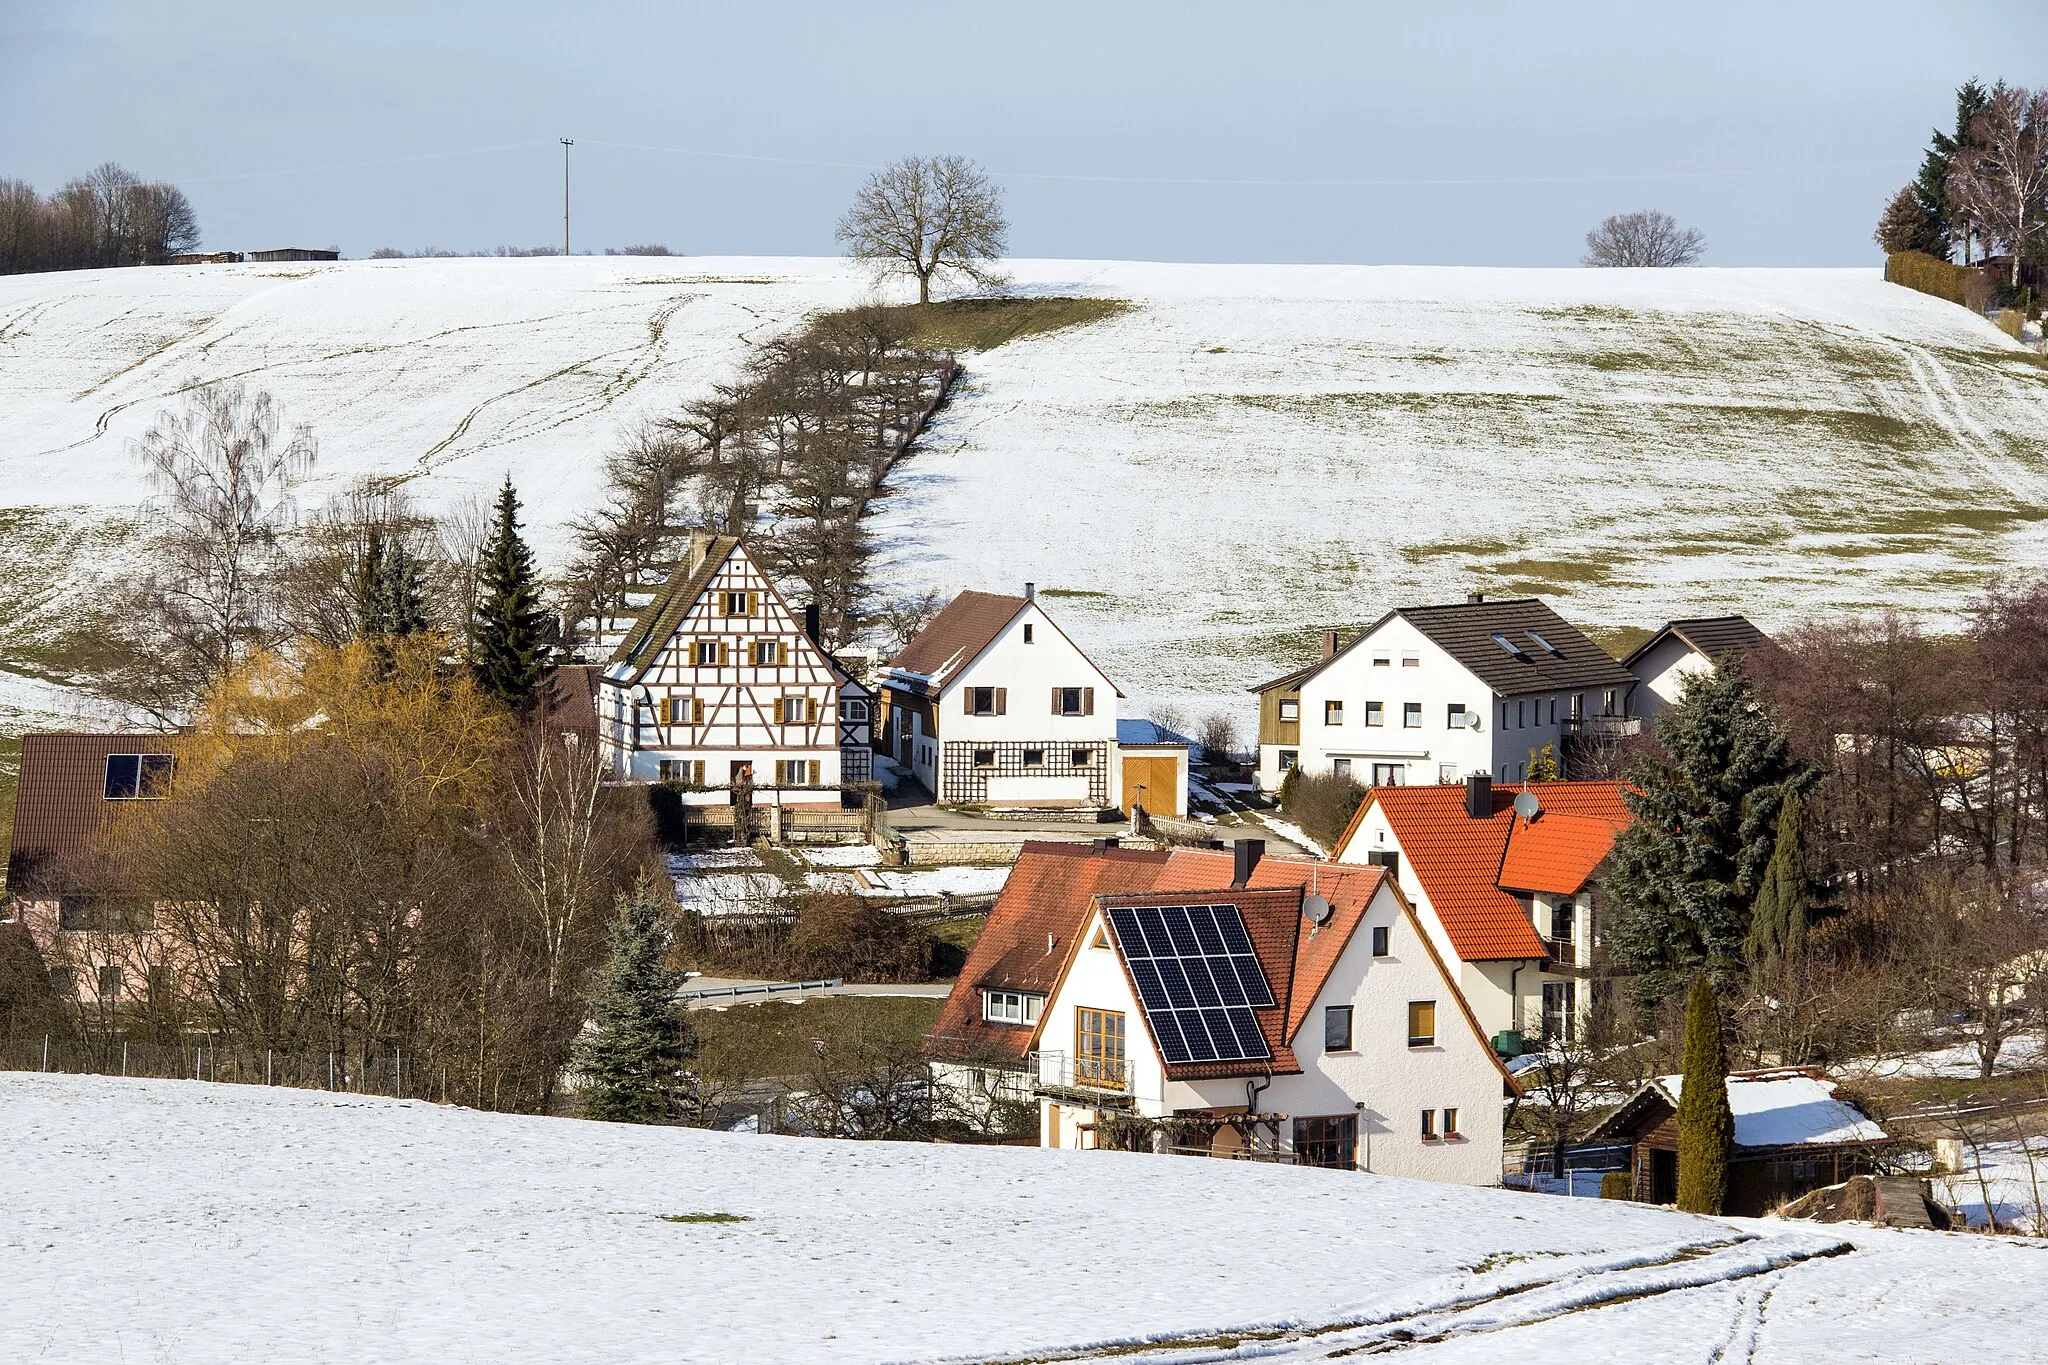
[0,1074,2040,1363]
[3,256,2045,728]
[867,262,2048,719]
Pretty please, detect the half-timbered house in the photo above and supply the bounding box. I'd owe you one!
[598,533,861,807]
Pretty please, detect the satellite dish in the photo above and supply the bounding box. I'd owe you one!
[1303,893,1334,926]
[1466,711,1483,730]
[1513,791,1541,820]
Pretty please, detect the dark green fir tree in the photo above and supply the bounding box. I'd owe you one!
[1746,790,1811,969]
[1606,656,1815,1010]
[1675,974,1734,1215]
[354,526,393,639]
[379,539,430,637]
[1912,79,1992,261]
[471,477,553,710]
[573,872,697,1124]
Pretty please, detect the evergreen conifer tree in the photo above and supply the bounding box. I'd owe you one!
[1675,974,1734,1214]
[1746,790,1810,968]
[354,527,393,639]
[573,872,697,1123]
[471,477,553,711]
[1606,656,1814,1009]
[1913,79,1993,260]
[379,539,430,636]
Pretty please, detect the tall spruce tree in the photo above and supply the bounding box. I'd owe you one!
[1913,79,1993,261]
[1675,974,1734,1215]
[573,872,697,1123]
[1746,790,1811,968]
[378,539,429,636]
[1607,656,1815,1009]
[471,477,553,711]
[354,526,393,638]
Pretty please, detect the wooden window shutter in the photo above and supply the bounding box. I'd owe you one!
[808,759,820,786]
[773,698,786,725]
[692,760,705,786]
[746,591,757,616]
[995,688,1007,716]
[963,689,974,715]
[806,697,818,725]
[1051,687,1061,714]
[692,697,705,725]
[716,641,729,667]
[1083,687,1095,716]
[746,641,757,667]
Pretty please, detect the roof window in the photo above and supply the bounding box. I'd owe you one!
[1526,629,1562,657]
[1490,632,1530,662]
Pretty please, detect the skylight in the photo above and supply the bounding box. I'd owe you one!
[1526,629,1562,657]
[1490,632,1530,661]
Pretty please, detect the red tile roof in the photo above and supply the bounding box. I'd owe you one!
[1499,811,1628,896]
[1336,781,1631,962]
[924,841,1170,1062]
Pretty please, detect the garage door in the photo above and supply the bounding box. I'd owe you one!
[1121,756,1180,817]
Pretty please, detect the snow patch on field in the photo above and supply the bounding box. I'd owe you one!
[0,1075,2042,1364]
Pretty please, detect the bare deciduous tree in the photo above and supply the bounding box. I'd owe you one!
[1582,210,1706,267]
[111,383,317,720]
[837,154,1008,305]
[1947,84,2048,290]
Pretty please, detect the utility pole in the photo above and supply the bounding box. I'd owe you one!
[560,138,574,258]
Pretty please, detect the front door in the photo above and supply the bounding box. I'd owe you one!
[1650,1147,1678,1205]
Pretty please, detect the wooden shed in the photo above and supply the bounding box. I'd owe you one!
[1116,719,1189,818]
[249,247,339,262]
[1587,1067,1888,1216]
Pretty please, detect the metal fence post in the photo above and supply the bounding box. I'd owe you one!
[42,1034,49,1072]
[266,1050,272,1086]
[121,1040,127,1077]
[328,1052,335,1090]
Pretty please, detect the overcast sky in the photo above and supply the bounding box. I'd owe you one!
[4,1,2041,267]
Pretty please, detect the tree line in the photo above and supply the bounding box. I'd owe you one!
[0,163,199,275]
[1876,80,2048,295]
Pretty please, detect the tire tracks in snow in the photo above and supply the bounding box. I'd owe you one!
[949,1233,1852,1365]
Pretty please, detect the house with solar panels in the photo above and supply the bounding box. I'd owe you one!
[1331,774,1632,1049]
[927,839,1516,1184]
[1248,593,1640,793]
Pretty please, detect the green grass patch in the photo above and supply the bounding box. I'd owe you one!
[660,1211,751,1224]
[1581,624,1654,660]
[0,732,19,892]
[925,913,986,979]
[885,296,1131,352]
[1489,558,1614,586]
[1035,587,1113,600]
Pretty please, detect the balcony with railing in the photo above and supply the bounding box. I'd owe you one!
[1030,1050,1157,1108]
[1558,714,1641,738]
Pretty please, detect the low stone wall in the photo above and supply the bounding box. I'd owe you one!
[895,835,1166,867]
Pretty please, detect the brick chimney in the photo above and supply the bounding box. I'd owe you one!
[1467,591,1485,604]
[1465,771,1493,819]
[1322,630,1338,660]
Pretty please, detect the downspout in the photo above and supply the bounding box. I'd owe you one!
[1508,962,1524,1041]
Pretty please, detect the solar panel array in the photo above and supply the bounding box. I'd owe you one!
[1105,902,1274,1065]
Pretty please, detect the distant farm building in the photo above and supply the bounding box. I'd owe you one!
[166,251,244,265]
[249,247,339,263]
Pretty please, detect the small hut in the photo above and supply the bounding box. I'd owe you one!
[1587,1067,1888,1215]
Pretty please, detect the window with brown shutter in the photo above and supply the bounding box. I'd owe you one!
[806,697,818,724]
[692,697,705,725]
[808,759,820,786]
[995,687,1007,715]
[772,698,786,724]
[716,641,729,667]
[1082,686,1094,716]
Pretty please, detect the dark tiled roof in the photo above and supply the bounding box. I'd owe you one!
[1261,598,1636,699]
[606,535,741,683]
[1625,615,1772,671]
[1392,599,1638,697]
[1335,781,1630,961]
[885,590,1027,694]
[5,733,181,896]
[924,842,1171,1062]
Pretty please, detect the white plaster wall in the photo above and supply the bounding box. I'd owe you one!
[613,744,841,803]
[1632,636,1707,719]
[937,602,1119,749]
[1037,910,1171,1147]
[1270,884,1507,1184]
[1293,617,1492,786]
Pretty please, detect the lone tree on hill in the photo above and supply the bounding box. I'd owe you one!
[573,872,697,1123]
[1946,83,2048,290]
[1581,210,1706,267]
[1606,656,1815,1010]
[837,154,1008,305]
[471,477,553,711]
[1675,974,1734,1215]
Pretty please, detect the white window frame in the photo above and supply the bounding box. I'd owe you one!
[982,989,1043,1025]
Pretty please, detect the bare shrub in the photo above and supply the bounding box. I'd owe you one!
[1196,712,1241,762]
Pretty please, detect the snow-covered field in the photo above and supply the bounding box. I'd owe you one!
[4,256,2046,725]
[0,1074,2041,1363]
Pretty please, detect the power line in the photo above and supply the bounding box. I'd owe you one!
[174,140,556,185]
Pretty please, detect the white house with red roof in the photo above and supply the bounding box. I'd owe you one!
[928,839,1516,1185]
[1332,773,1632,1048]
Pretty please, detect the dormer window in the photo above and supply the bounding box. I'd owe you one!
[104,754,175,800]
[983,989,1043,1025]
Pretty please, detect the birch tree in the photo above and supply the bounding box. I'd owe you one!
[1948,84,2048,290]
